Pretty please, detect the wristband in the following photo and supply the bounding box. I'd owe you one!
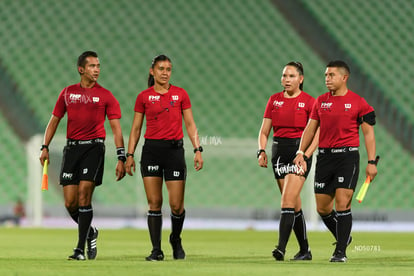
[40,144,49,151]
[296,150,305,156]
[126,153,134,158]
[117,147,126,162]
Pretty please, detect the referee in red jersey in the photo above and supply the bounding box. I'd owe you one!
[258,62,319,261]
[294,60,377,262]
[39,51,126,260]
[125,54,203,261]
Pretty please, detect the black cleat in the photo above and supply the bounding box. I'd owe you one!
[272,247,285,261]
[87,227,99,260]
[330,249,347,262]
[170,234,186,260]
[291,250,312,261]
[68,248,86,260]
[145,249,164,261]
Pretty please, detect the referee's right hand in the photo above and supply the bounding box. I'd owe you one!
[293,154,306,175]
[115,160,126,181]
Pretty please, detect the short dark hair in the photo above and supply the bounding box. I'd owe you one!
[326,60,350,75]
[77,51,98,68]
[286,61,304,90]
[148,54,172,88]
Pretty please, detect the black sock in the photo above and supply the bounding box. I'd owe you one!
[277,208,295,252]
[148,210,163,251]
[336,209,352,253]
[68,209,79,224]
[171,210,185,240]
[293,209,309,253]
[76,205,93,251]
[320,210,338,240]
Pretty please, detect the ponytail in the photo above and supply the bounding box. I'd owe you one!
[147,74,154,88]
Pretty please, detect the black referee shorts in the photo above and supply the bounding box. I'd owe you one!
[140,139,187,181]
[314,147,360,194]
[60,139,105,186]
[271,137,312,179]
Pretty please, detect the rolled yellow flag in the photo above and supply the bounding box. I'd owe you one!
[356,155,380,203]
[42,160,48,191]
[356,176,370,203]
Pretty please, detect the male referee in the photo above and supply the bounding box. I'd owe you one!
[39,51,126,260]
[294,60,377,262]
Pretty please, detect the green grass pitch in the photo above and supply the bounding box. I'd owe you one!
[0,228,413,275]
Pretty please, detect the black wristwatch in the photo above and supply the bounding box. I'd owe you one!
[40,144,49,151]
[368,160,377,165]
[368,155,380,166]
[126,153,134,158]
[257,149,266,158]
[194,146,203,153]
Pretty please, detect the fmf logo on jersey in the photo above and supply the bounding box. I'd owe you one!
[298,102,305,108]
[149,95,160,101]
[69,94,81,101]
[93,97,100,103]
[321,102,333,109]
[172,95,179,101]
[68,93,94,104]
[273,100,284,107]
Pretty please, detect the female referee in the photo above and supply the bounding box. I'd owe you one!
[257,61,319,261]
[125,54,203,261]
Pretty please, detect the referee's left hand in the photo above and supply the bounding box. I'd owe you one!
[194,152,203,171]
[39,149,50,166]
[258,152,267,168]
[115,160,126,181]
[366,163,378,182]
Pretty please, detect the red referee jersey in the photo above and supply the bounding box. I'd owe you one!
[311,90,374,148]
[264,91,315,138]
[52,83,122,140]
[134,85,191,140]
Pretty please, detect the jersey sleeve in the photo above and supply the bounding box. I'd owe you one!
[359,96,374,117]
[306,96,316,118]
[134,92,145,113]
[52,88,67,118]
[263,96,273,119]
[310,97,320,121]
[181,89,192,110]
[358,96,375,125]
[106,91,122,120]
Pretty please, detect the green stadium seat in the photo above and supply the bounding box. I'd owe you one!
[303,0,414,125]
